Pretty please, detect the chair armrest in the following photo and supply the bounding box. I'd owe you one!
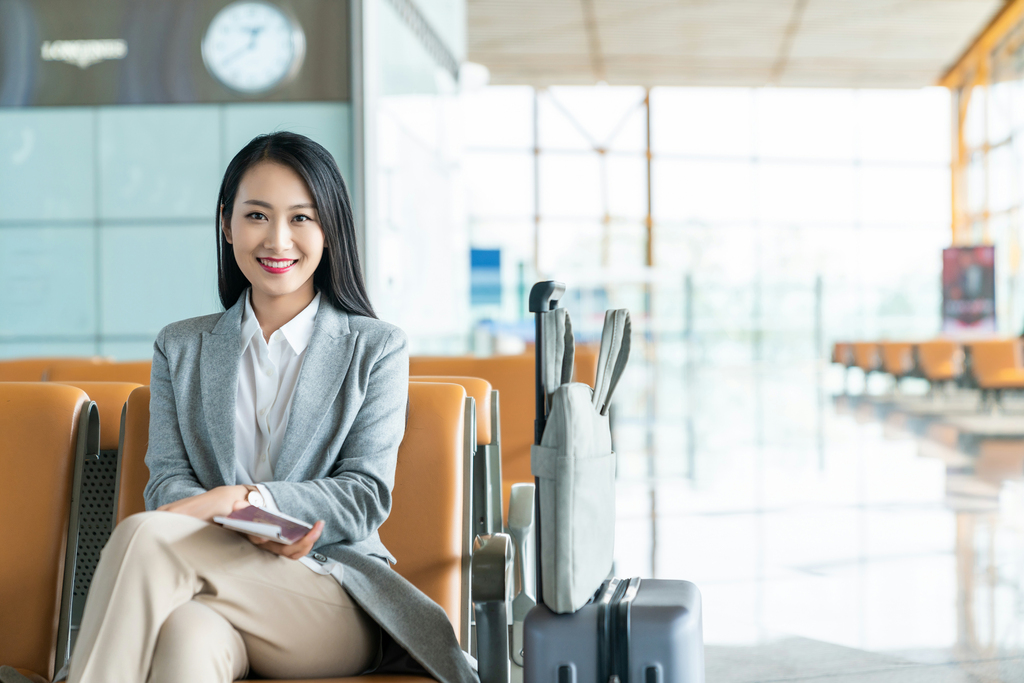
[507,483,536,666]
[472,533,513,683]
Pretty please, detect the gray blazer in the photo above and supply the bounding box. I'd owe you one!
[143,293,476,683]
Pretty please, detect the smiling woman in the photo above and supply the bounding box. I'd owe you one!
[216,132,376,322]
[54,132,476,683]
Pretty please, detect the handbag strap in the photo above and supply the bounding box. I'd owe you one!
[540,307,575,402]
[593,309,631,416]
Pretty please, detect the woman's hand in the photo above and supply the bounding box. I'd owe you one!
[242,507,326,560]
[157,485,248,521]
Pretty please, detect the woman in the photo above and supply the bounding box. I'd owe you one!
[63,132,475,683]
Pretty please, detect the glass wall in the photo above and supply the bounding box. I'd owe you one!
[947,1,1024,334]
[365,0,468,353]
[0,103,352,359]
[462,84,952,644]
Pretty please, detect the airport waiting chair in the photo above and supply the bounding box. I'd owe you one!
[410,354,538,509]
[573,342,599,387]
[412,375,537,669]
[48,382,141,663]
[46,360,152,385]
[915,340,963,388]
[0,357,109,382]
[0,383,98,682]
[412,375,502,538]
[832,342,853,367]
[113,386,151,525]
[113,381,515,683]
[963,339,1024,408]
[851,342,882,376]
[880,342,915,380]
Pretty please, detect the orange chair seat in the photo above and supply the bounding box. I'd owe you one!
[978,367,1024,389]
[879,342,913,377]
[916,341,962,382]
[850,343,880,372]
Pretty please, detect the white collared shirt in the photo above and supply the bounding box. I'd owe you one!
[235,288,337,576]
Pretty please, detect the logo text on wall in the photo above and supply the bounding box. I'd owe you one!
[40,40,128,69]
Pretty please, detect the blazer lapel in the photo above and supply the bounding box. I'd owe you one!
[274,303,356,481]
[200,297,245,486]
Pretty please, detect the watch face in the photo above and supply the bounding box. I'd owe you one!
[202,1,306,94]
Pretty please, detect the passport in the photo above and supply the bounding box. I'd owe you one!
[214,505,313,545]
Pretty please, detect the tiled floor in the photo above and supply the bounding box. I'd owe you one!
[612,374,1024,681]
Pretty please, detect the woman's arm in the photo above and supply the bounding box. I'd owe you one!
[143,326,209,510]
[262,328,409,547]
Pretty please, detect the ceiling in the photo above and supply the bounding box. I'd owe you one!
[467,0,1008,88]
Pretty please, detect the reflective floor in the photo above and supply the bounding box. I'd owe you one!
[612,368,1024,681]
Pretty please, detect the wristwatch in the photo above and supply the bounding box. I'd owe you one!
[243,485,265,508]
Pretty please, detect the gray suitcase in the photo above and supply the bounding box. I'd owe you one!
[524,282,705,683]
[523,577,704,683]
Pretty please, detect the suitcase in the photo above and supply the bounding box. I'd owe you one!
[524,578,704,683]
[523,281,705,683]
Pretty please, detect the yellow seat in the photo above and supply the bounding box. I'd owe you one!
[879,342,914,378]
[115,381,477,678]
[410,355,537,508]
[832,342,853,367]
[0,357,109,382]
[964,339,1024,389]
[915,340,963,383]
[0,383,97,681]
[115,386,152,525]
[851,342,881,373]
[46,360,152,385]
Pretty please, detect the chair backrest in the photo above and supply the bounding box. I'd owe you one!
[114,382,472,644]
[410,355,534,506]
[380,381,468,645]
[574,343,599,388]
[879,342,914,377]
[0,357,109,382]
[50,381,141,660]
[850,342,880,372]
[115,386,151,525]
[46,360,152,385]
[412,375,493,446]
[964,339,1020,382]
[0,383,96,680]
[832,342,851,366]
[916,340,963,381]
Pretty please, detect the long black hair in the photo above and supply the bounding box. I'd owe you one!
[216,132,376,319]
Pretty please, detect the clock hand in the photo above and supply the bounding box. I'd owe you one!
[220,27,265,67]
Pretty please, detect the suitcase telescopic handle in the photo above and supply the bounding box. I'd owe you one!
[529,280,565,444]
[529,280,564,611]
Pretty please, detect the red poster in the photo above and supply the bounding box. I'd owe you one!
[942,246,996,334]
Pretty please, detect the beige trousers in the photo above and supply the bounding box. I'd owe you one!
[67,511,380,683]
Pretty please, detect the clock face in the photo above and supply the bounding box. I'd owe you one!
[201,1,305,94]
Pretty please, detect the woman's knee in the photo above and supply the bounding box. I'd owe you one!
[149,601,247,683]
[104,511,207,561]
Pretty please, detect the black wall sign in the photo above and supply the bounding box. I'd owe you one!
[0,0,350,106]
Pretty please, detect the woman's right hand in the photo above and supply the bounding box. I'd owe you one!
[157,485,248,521]
[246,520,325,560]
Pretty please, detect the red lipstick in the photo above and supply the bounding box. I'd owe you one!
[258,258,297,274]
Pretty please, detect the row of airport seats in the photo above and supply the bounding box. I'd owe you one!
[0,348,597,683]
[833,338,1024,408]
[0,347,600,513]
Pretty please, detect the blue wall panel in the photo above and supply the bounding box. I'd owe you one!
[0,225,96,337]
[0,108,95,221]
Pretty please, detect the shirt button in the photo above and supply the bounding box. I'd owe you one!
[260,452,267,461]
[265,368,273,377]
[260,408,267,417]
[313,552,327,562]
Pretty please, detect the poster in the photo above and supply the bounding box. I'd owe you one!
[942,246,996,333]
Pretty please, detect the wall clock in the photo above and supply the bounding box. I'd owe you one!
[201,1,305,94]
